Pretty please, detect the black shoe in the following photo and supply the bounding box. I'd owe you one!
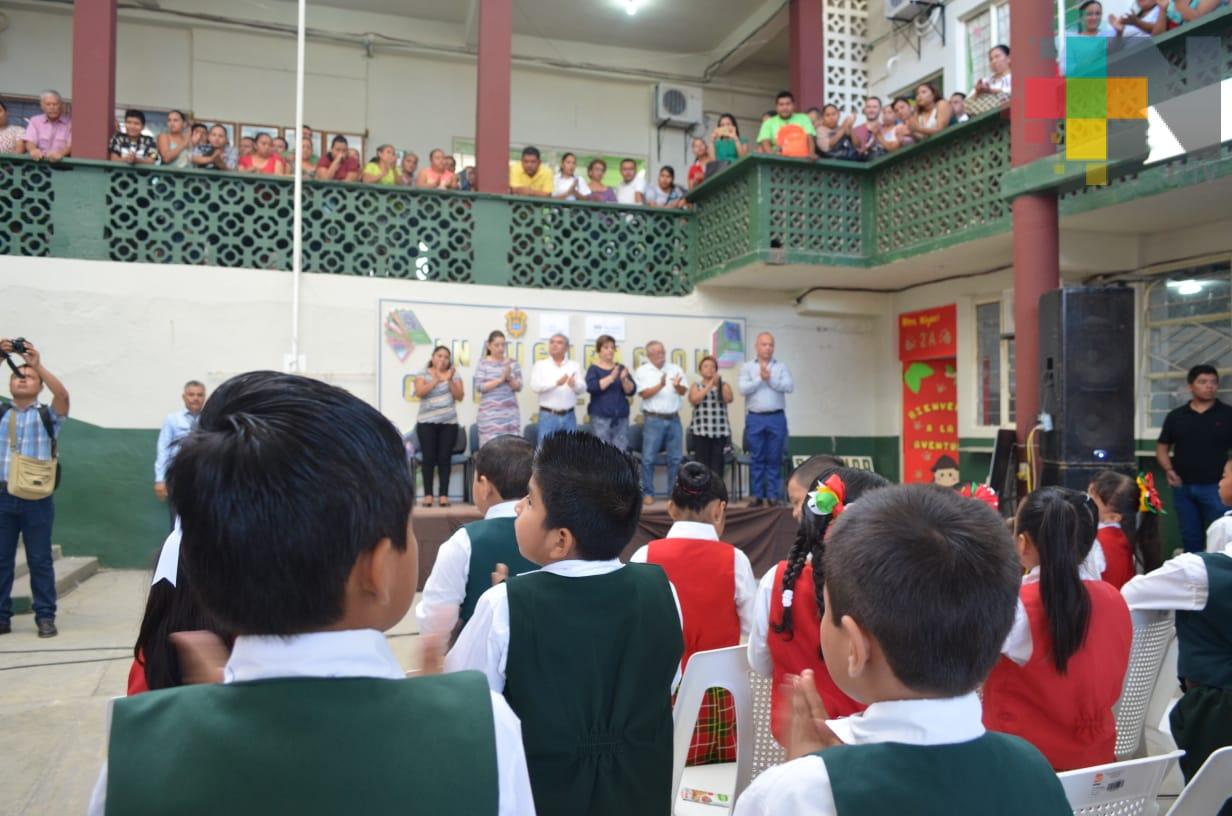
[0,621,10,635]
[36,618,57,638]
[750,498,764,508]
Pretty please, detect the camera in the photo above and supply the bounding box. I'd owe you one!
[11,337,29,355]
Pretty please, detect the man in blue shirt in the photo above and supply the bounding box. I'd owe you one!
[154,380,206,529]
[739,332,794,507]
[0,339,70,637]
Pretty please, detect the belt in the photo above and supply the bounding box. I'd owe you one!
[644,412,678,420]
[750,410,784,415]
[541,407,573,416]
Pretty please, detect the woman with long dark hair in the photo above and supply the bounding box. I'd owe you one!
[414,346,464,507]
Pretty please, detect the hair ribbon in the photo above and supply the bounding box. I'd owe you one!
[807,474,847,518]
[1137,472,1165,515]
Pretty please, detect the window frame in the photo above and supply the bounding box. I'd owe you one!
[960,2,1011,96]
[973,297,1017,431]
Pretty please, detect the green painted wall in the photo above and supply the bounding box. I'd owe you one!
[788,436,901,481]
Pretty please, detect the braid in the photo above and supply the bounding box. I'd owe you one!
[772,510,831,639]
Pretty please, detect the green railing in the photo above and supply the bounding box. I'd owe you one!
[0,157,695,295]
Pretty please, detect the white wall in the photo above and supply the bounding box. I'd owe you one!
[867,0,990,103]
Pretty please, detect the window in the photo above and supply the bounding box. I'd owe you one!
[976,300,1017,427]
[964,3,1010,92]
[1142,261,1232,430]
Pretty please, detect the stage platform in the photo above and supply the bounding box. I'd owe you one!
[412,501,797,590]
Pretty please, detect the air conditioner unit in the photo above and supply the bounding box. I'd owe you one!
[653,84,703,129]
[884,0,933,21]
[1000,287,1015,338]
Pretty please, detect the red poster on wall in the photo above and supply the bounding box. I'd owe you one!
[900,305,959,485]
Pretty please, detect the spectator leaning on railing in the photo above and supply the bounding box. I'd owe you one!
[157,110,193,168]
[852,96,885,159]
[397,151,418,187]
[644,166,687,209]
[362,144,399,185]
[904,83,952,141]
[1108,0,1166,35]
[0,100,25,156]
[509,146,553,197]
[950,92,970,124]
[615,158,644,205]
[316,135,360,182]
[108,109,159,166]
[24,90,71,162]
[192,124,236,171]
[815,104,861,160]
[417,148,454,189]
[238,132,288,175]
[757,90,816,159]
[552,152,590,200]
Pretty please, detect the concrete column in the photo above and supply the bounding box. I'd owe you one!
[789,0,824,111]
[474,0,512,194]
[71,0,118,161]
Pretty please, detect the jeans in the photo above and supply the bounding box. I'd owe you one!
[591,415,629,452]
[746,411,788,500]
[1172,482,1230,553]
[537,410,577,448]
[641,415,683,497]
[0,493,57,623]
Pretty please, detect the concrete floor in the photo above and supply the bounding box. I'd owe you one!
[0,570,425,816]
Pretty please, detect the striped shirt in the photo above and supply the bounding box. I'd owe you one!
[0,402,64,482]
[417,374,462,424]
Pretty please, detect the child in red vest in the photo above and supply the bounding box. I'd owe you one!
[630,461,755,764]
[1088,471,1164,589]
[983,486,1133,770]
[748,466,890,745]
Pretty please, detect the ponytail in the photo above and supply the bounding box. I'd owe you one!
[1090,470,1164,573]
[772,466,891,642]
[1016,487,1096,673]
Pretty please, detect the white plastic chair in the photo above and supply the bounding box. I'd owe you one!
[1114,609,1176,760]
[1058,750,1184,815]
[671,646,754,809]
[748,670,786,778]
[1166,747,1232,816]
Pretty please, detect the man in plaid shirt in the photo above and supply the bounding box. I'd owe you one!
[0,339,70,638]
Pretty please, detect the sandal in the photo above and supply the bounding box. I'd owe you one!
[439,497,451,508]
[421,496,435,508]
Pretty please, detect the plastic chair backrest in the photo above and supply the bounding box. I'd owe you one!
[522,423,538,447]
[748,670,786,779]
[671,646,754,809]
[1165,747,1232,816]
[452,424,467,455]
[1113,609,1175,760]
[627,422,644,453]
[469,423,480,454]
[1057,750,1184,815]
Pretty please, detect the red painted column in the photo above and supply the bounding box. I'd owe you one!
[789,0,824,111]
[71,0,118,161]
[475,0,512,194]
[1010,0,1059,447]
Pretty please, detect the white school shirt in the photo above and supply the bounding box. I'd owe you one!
[628,521,757,638]
[1121,542,1232,611]
[1001,545,1108,665]
[416,500,521,637]
[529,357,585,412]
[1206,511,1232,553]
[748,566,785,677]
[87,629,536,816]
[445,558,684,693]
[733,693,985,816]
[635,361,686,415]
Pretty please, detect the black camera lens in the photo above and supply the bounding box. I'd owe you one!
[11,337,28,355]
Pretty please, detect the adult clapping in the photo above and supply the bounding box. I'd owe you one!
[414,346,464,507]
[739,332,794,507]
[585,334,636,451]
[474,330,523,447]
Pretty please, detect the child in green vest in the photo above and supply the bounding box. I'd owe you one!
[735,484,1071,816]
[87,371,534,816]
[416,434,538,640]
[447,430,684,816]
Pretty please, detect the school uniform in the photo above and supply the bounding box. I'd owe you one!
[983,566,1133,770]
[748,560,866,747]
[415,500,537,638]
[1206,510,1232,553]
[88,629,535,816]
[447,559,684,816]
[629,521,756,764]
[733,693,1072,815]
[1098,521,1136,589]
[1123,543,1232,783]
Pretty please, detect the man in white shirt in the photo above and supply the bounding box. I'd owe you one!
[615,158,645,205]
[635,341,687,505]
[529,333,585,447]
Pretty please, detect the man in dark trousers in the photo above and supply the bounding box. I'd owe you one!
[1156,364,1232,553]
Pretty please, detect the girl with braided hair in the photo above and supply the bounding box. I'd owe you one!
[1088,470,1164,588]
[982,486,1133,770]
[747,465,890,745]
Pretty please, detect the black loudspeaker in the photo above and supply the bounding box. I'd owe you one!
[1041,461,1136,492]
[1038,286,1136,475]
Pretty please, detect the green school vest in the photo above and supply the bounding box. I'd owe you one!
[504,564,684,816]
[106,672,499,816]
[1177,552,1232,689]
[461,516,538,625]
[821,732,1072,815]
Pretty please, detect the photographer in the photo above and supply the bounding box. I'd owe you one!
[0,338,70,638]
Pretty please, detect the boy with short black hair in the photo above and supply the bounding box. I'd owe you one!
[88,371,533,816]
[447,431,683,816]
[416,434,538,638]
[735,484,1070,816]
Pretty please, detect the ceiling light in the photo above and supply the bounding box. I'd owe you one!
[624,0,639,15]
[1168,279,1205,295]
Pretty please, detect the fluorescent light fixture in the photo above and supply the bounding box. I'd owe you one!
[1168,279,1205,295]
[623,0,639,15]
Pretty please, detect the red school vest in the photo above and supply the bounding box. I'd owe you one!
[982,580,1132,771]
[1098,526,1135,590]
[645,538,741,670]
[767,561,866,746]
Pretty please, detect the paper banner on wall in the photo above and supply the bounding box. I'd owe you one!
[584,314,626,342]
[539,312,570,340]
[902,360,960,484]
[899,304,957,362]
[384,308,432,363]
[713,320,745,369]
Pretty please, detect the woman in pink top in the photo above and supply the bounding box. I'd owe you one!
[416,148,456,189]
[237,132,288,175]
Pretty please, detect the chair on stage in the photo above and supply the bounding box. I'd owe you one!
[522,422,539,448]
